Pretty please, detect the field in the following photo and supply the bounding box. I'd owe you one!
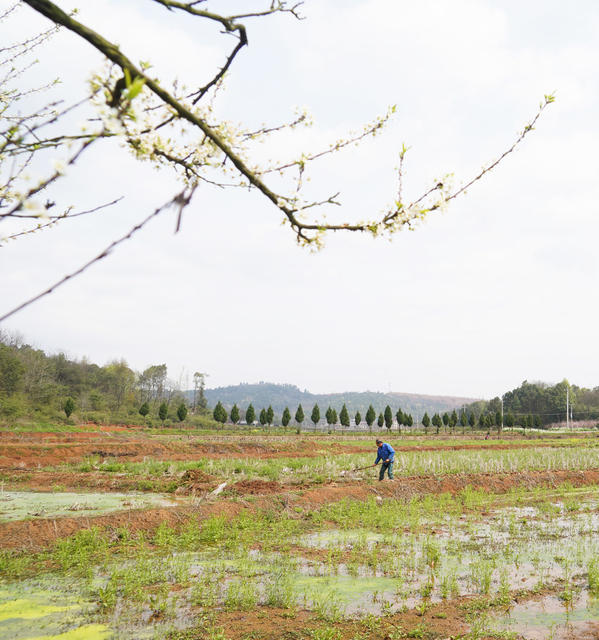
[1,426,599,640]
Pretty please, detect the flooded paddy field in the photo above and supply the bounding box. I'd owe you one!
[1,427,599,639]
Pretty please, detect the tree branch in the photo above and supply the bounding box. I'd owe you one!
[21,0,553,247]
[0,190,194,322]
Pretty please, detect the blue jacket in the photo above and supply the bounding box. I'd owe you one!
[375,442,395,464]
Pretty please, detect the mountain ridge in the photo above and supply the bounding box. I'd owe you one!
[202,382,479,419]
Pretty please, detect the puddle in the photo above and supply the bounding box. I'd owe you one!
[293,574,402,614]
[0,491,179,522]
[4,493,599,634]
[496,592,599,640]
[300,530,386,549]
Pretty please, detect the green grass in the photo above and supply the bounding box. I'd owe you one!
[58,442,599,486]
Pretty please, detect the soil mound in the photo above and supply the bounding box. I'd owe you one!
[230,479,283,495]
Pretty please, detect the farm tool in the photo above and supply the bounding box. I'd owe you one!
[352,464,377,472]
[340,464,376,477]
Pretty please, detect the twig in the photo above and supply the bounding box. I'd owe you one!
[0,188,195,322]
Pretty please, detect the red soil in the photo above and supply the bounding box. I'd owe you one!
[2,468,599,551]
[2,428,593,469]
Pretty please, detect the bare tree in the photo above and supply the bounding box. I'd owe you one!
[193,371,208,412]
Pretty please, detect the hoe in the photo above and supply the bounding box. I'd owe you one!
[340,463,376,477]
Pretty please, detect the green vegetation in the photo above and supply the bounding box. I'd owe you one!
[0,333,214,428]
[465,379,599,427]
[52,440,599,486]
[312,404,321,427]
[213,401,227,425]
[3,481,599,639]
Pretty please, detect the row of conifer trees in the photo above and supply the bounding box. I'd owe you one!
[211,401,416,428]
[212,401,543,431]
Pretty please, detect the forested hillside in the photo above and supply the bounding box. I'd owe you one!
[203,382,477,419]
[0,332,211,426]
[464,380,599,427]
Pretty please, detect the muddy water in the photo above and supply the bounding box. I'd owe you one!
[0,491,180,522]
[3,494,599,637]
[497,593,599,639]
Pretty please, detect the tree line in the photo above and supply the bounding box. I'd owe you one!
[463,380,599,427]
[211,400,556,434]
[212,401,417,431]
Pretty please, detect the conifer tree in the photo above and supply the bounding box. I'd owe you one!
[442,412,450,430]
[432,413,442,434]
[395,409,404,432]
[354,411,362,428]
[460,411,468,427]
[177,403,188,422]
[282,407,291,428]
[340,404,350,428]
[311,404,320,426]
[450,410,458,431]
[245,404,256,425]
[422,412,431,432]
[139,401,150,417]
[384,405,393,431]
[64,397,75,418]
[266,405,274,426]
[468,413,476,428]
[377,413,384,428]
[213,401,227,425]
[366,405,376,430]
[295,404,304,425]
[230,404,240,424]
[259,408,267,426]
[159,401,168,423]
[406,414,413,427]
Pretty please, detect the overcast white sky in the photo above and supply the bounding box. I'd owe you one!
[2,0,598,398]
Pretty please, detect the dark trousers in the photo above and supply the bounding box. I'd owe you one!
[379,461,394,480]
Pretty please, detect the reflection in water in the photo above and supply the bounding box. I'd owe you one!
[498,593,599,640]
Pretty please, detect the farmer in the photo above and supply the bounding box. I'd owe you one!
[374,439,395,481]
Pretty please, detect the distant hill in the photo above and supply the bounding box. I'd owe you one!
[200,382,478,420]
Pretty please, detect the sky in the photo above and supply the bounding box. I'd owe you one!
[2,0,598,399]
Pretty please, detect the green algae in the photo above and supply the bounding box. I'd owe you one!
[0,598,76,621]
[0,491,178,523]
[293,574,399,613]
[0,579,106,640]
[26,624,112,640]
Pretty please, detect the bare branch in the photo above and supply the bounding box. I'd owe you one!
[18,0,553,249]
[2,198,122,241]
[0,189,194,322]
[1,134,99,219]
